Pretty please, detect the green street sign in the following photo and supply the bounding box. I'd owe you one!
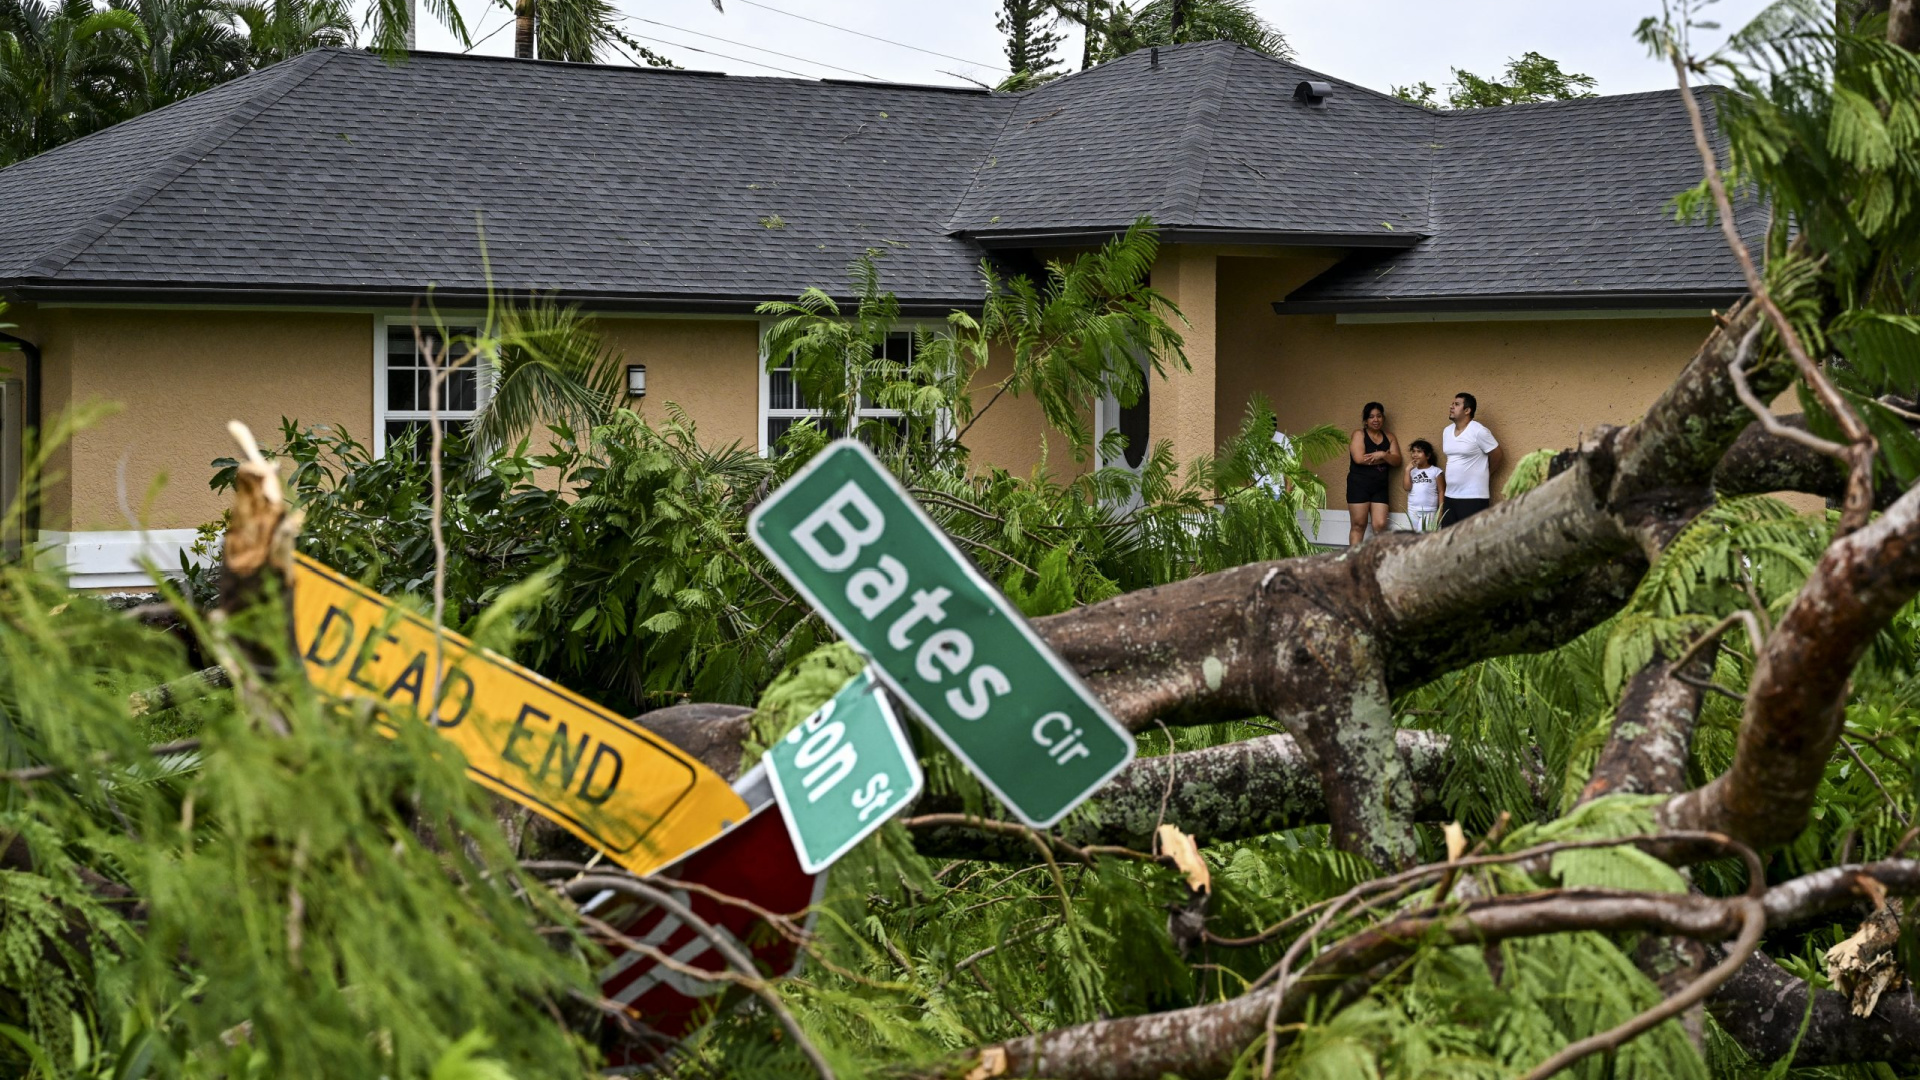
[764,668,923,874]
[749,439,1134,828]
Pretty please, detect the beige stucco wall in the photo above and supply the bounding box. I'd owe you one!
[959,340,1089,479]
[595,317,762,452]
[43,308,374,531]
[15,274,1740,540]
[1216,255,1718,512]
[10,311,770,533]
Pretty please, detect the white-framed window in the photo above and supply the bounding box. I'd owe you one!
[760,329,918,455]
[373,316,489,458]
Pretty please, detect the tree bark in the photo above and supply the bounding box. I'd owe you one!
[1892,0,1920,53]
[515,0,537,59]
[945,860,1920,1079]
[1710,948,1920,1066]
[1714,412,1910,508]
[1582,655,1710,803]
[909,729,1453,862]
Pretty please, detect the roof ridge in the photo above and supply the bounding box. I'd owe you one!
[23,51,339,281]
[1154,45,1235,226]
[1224,46,1440,114]
[942,97,1024,234]
[1434,87,1695,116]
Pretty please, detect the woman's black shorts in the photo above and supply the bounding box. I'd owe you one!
[1345,471,1390,505]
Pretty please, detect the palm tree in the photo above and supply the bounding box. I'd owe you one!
[469,297,628,454]
[112,0,246,112]
[512,0,719,63]
[1049,0,1288,68]
[0,0,146,166]
[222,0,350,64]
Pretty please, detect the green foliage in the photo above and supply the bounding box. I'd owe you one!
[1392,51,1598,109]
[467,295,628,454]
[0,566,602,1078]
[997,0,1064,83]
[221,0,348,65]
[0,0,149,166]
[1500,448,1557,499]
[0,0,475,169]
[1053,0,1291,66]
[1651,2,1920,485]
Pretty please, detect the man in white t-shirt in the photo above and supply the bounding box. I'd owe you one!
[1440,392,1500,526]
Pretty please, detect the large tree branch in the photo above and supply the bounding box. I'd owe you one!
[1583,654,1711,804]
[908,729,1453,862]
[945,859,1920,1080]
[1715,412,1909,508]
[1710,947,1920,1066]
[1662,481,1920,846]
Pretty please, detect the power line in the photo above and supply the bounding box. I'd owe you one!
[617,14,880,80]
[618,29,821,79]
[727,0,1008,72]
[463,12,509,54]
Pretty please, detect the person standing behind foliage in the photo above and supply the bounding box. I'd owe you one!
[1347,401,1400,546]
[1440,392,1500,526]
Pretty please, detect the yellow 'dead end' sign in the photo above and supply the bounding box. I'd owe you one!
[292,554,748,876]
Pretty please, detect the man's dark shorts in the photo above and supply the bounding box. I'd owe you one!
[1441,498,1491,526]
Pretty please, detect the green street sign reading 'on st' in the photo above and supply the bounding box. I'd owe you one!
[749,439,1134,828]
[764,668,923,874]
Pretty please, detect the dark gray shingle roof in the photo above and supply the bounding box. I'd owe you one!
[0,41,1747,311]
[1279,89,1754,311]
[2,49,1010,308]
[949,43,1435,242]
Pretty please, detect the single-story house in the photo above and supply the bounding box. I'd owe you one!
[0,40,1753,587]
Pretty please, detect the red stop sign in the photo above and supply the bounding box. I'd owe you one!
[595,801,826,1058]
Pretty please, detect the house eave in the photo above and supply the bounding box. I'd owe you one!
[960,226,1427,250]
[1271,289,1747,316]
[0,280,989,316]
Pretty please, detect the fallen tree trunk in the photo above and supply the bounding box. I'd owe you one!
[908,729,1454,861]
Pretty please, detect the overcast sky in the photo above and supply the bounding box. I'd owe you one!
[407,0,1779,96]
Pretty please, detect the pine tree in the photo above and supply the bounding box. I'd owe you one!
[998,0,1064,82]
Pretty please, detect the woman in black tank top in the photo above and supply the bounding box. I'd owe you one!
[1346,401,1401,546]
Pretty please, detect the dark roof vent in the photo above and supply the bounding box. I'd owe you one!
[1294,80,1332,104]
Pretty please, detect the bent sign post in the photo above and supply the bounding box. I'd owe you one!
[292,554,747,876]
[764,668,922,873]
[749,439,1134,827]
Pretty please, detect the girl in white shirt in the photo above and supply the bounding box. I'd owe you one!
[1403,438,1444,532]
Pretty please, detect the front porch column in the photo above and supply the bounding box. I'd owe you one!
[1150,246,1217,467]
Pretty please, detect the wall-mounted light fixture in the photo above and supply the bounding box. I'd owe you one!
[627,364,647,397]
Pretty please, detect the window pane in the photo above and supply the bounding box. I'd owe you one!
[443,365,478,412]
[388,368,416,411]
[769,368,807,411]
[766,415,802,449]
